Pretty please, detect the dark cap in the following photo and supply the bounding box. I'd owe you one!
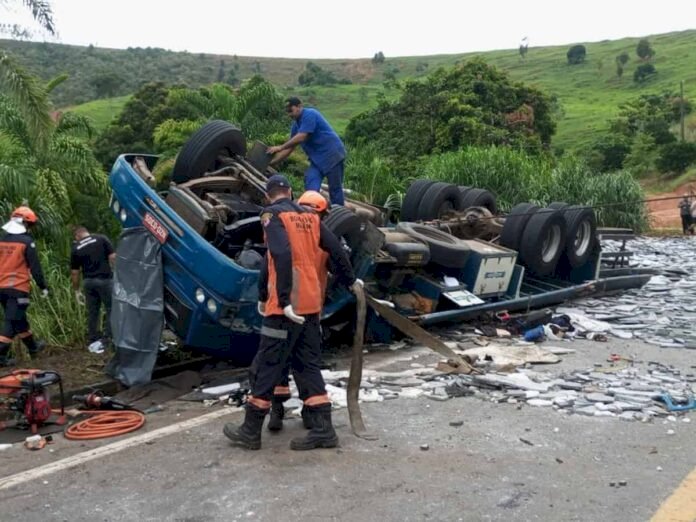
[285,96,302,108]
[266,174,291,192]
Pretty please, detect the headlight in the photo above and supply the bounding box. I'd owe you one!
[119,208,127,222]
[113,200,120,213]
[195,288,205,304]
[206,299,218,314]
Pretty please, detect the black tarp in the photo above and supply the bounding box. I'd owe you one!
[106,227,164,386]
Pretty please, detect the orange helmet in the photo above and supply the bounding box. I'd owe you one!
[298,191,329,214]
[11,206,38,224]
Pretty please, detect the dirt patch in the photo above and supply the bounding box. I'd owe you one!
[646,181,696,228]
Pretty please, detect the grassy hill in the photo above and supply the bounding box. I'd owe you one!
[6,30,694,149]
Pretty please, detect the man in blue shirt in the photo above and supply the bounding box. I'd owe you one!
[267,97,346,205]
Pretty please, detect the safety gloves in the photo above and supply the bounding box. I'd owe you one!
[75,290,86,306]
[350,278,364,294]
[283,305,305,325]
[257,301,266,316]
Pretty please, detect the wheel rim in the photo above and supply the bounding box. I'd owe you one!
[541,224,562,263]
[574,220,592,257]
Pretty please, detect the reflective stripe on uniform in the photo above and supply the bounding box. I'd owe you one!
[16,297,29,305]
[248,395,271,409]
[0,335,12,343]
[260,326,288,340]
[273,386,290,396]
[304,394,330,406]
[18,331,32,339]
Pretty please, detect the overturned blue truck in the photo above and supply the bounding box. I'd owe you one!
[109,121,650,365]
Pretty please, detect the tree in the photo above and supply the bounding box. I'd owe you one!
[90,71,122,98]
[226,68,239,86]
[519,37,529,60]
[298,61,344,86]
[0,63,106,246]
[636,38,655,60]
[345,59,557,168]
[566,45,586,65]
[217,60,225,83]
[615,52,629,80]
[633,63,657,83]
[372,52,385,64]
[656,142,696,174]
[0,0,56,38]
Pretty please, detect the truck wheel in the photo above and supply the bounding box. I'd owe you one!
[401,180,435,221]
[172,120,246,184]
[325,206,366,261]
[519,208,566,276]
[417,182,464,221]
[563,206,596,267]
[396,222,470,268]
[460,188,497,214]
[500,203,538,251]
[458,186,472,199]
[548,201,569,210]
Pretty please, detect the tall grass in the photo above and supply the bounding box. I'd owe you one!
[344,143,649,230]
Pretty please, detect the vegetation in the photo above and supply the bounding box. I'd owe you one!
[4,29,696,152]
[345,59,557,172]
[298,62,350,86]
[567,45,587,65]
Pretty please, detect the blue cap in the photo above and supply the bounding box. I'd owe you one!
[266,174,291,192]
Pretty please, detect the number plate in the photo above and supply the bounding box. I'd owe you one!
[143,212,169,244]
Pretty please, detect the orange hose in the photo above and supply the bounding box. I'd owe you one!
[64,410,146,440]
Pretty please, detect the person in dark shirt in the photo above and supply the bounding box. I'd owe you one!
[0,206,48,366]
[70,226,116,346]
[267,97,347,206]
[678,195,692,235]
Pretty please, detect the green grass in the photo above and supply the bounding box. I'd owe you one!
[63,95,131,131]
[58,30,696,150]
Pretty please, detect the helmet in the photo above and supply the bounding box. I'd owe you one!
[11,206,38,224]
[298,191,328,214]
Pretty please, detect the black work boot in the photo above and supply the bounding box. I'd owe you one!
[290,404,338,451]
[22,336,43,360]
[0,342,14,367]
[301,406,312,429]
[267,398,285,432]
[223,404,268,450]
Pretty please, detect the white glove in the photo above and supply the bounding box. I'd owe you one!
[75,290,85,306]
[350,278,364,294]
[40,288,49,299]
[257,301,266,316]
[283,305,305,325]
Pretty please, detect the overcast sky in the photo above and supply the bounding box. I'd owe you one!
[3,0,695,58]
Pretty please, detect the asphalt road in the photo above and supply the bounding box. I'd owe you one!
[0,338,694,521]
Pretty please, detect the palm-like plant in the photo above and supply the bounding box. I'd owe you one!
[0,65,107,251]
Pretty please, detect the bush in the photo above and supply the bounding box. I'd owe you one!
[344,144,404,204]
[633,63,657,83]
[567,45,586,65]
[636,39,655,60]
[656,142,696,174]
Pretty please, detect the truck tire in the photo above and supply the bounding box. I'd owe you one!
[460,188,497,214]
[417,182,464,221]
[172,120,246,184]
[325,206,366,260]
[519,208,566,276]
[548,201,569,210]
[562,205,596,267]
[500,203,538,251]
[401,180,435,221]
[396,222,470,268]
[458,186,472,199]
[384,241,431,266]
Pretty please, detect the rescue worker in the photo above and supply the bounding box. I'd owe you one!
[70,226,116,349]
[678,195,692,235]
[223,176,361,450]
[0,207,48,366]
[267,97,347,206]
[268,190,331,432]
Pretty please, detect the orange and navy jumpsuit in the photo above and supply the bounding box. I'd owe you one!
[249,198,354,410]
[0,231,47,360]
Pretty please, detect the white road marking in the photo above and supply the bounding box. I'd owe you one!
[0,406,241,491]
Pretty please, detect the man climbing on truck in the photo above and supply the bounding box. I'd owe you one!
[223,176,362,450]
[267,97,347,206]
